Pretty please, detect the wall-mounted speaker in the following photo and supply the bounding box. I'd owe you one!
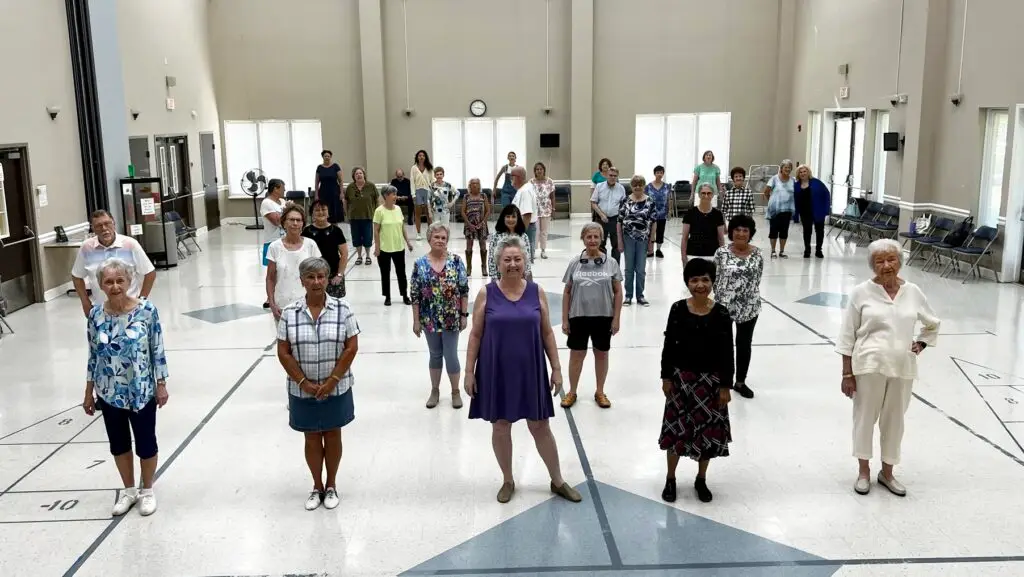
[540,133,560,148]
[882,132,901,151]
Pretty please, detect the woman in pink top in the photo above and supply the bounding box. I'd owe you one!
[531,162,555,259]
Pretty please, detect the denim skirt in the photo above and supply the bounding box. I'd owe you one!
[288,389,355,433]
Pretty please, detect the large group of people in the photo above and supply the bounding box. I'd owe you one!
[68,148,942,516]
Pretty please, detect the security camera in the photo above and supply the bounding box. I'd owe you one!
[46,106,61,120]
[404,108,414,117]
[543,106,553,115]
[130,108,140,120]
[889,96,899,107]
[950,93,963,107]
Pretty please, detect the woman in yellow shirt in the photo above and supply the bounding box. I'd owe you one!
[373,185,414,306]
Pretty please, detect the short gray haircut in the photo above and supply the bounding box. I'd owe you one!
[426,221,450,239]
[97,257,134,284]
[780,159,794,170]
[381,184,398,197]
[497,234,526,258]
[580,222,604,241]
[698,182,715,195]
[867,238,903,269]
[298,257,331,278]
[510,165,528,179]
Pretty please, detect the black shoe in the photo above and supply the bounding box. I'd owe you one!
[661,477,677,502]
[803,250,811,259]
[263,301,271,309]
[384,297,392,306]
[695,477,713,503]
[815,250,824,259]
[402,296,412,305]
[655,249,664,258]
[734,383,754,399]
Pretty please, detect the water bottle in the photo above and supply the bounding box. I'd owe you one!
[909,220,917,234]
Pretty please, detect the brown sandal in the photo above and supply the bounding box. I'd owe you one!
[594,392,611,409]
[560,392,577,408]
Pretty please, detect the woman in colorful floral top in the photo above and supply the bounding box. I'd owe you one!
[461,178,491,277]
[83,258,169,518]
[616,175,657,306]
[713,214,763,400]
[429,166,458,226]
[531,162,555,259]
[487,204,533,280]
[410,222,470,410]
[644,165,671,258]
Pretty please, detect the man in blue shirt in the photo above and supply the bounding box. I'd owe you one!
[589,167,625,263]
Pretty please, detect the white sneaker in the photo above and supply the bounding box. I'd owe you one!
[416,233,422,241]
[304,490,323,511]
[111,488,138,516]
[138,489,157,516]
[323,487,340,510]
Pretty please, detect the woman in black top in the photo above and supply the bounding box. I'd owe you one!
[680,183,725,263]
[659,258,734,504]
[315,150,344,223]
[302,200,349,297]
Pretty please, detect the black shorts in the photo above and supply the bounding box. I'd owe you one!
[567,316,613,352]
[769,212,792,240]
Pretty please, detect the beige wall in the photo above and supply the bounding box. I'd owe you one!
[119,0,221,230]
[593,0,786,180]
[1,0,86,292]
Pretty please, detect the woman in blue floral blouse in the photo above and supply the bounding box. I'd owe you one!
[616,175,657,306]
[83,258,169,518]
[410,222,470,410]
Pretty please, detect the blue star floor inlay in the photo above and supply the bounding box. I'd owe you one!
[795,292,849,309]
[402,481,839,576]
[182,303,269,324]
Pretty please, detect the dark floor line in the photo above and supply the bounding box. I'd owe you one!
[559,396,623,567]
[951,358,1024,457]
[63,355,266,577]
[0,404,80,441]
[0,416,102,496]
[0,440,106,446]
[4,487,119,494]
[910,394,1024,466]
[0,518,112,525]
[166,346,271,352]
[759,298,834,343]
[406,554,1024,575]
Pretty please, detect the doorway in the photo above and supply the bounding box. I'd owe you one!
[827,111,867,214]
[128,136,151,177]
[154,135,193,227]
[0,147,41,315]
[199,132,220,230]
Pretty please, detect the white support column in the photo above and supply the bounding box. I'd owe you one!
[569,0,594,213]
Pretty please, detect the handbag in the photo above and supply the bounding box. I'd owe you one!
[326,277,346,298]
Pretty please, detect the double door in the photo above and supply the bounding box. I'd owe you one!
[0,148,39,314]
[830,112,866,214]
[154,136,193,226]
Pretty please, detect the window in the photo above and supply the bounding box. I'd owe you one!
[806,111,823,177]
[431,117,526,189]
[633,113,731,184]
[223,120,323,198]
[0,163,9,239]
[872,111,890,203]
[979,109,1009,227]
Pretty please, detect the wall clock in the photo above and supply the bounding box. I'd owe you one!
[469,99,487,117]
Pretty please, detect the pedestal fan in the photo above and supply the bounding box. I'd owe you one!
[241,169,268,230]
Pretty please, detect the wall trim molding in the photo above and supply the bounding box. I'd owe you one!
[43,281,75,302]
[37,221,90,245]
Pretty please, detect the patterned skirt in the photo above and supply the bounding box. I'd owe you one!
[659,370,731,461]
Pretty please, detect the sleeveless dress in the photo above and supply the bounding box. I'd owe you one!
[469,282,554,423]
[463,195,490,240]
[316,163,344,223]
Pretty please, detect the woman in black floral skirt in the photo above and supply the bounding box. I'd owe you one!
[658,258,734,503]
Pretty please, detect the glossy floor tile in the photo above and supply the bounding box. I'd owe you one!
[1,217,1023,576]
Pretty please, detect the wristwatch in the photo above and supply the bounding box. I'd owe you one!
[460,311,469,318]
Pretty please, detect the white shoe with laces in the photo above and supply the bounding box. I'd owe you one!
[305,490,323,511]
[111,488,138,516]
[323,487,340,510]
[138,488,157,516]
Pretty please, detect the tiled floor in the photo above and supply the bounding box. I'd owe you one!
[1,216,1023,577]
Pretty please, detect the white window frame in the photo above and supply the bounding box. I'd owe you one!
[806,111,823,177]
[633,112,731,185]
[872,111,890,203]
[979,109,1009,227]
[224,119,323,199]
[431,117,526,189]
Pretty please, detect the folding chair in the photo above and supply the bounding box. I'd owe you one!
[166,211,201,257]
[0,273,12,335]
[942,226,1000,283]
[906,217,954,266]
[841,202,883,242]
[864,204,901,240]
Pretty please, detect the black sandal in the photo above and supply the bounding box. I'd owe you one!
[661,477,677,502]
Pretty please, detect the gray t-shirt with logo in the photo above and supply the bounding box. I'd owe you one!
[562,254,622,318]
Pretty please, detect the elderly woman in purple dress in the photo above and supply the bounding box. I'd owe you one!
[464,235,583,505]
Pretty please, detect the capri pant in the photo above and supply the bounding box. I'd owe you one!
[425,330,461,373]
[96,397,158,459]
[768,212,793,240]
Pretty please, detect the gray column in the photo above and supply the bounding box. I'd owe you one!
[358,0,389,183]
[569,0,594,213]
[86,0,131,225]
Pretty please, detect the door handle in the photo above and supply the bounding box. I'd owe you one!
[0,227,36,249]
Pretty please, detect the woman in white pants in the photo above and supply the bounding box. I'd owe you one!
[836,239,940,497]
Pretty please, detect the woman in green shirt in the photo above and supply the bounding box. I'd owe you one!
[373,185,414,306]
[691,151,722,207]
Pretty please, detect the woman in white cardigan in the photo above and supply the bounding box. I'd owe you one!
[836,238,940,497]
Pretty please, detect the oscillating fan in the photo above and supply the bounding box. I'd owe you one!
[240,168,268,230]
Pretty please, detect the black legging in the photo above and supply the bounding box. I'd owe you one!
[802,219,824,253]
[735,316,758,383]
[599,216,620,263]
[378,250,408,299]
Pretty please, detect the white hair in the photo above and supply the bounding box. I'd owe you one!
[780,159,794,169]
[867,238,903,269]
[580,222,604,240]
[298,256,330,278]
[497,234,526,258]
[426,221,450,240]
[97,258,135,284]
[698,182,716,194]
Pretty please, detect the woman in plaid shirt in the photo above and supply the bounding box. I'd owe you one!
[720,166,755,224]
